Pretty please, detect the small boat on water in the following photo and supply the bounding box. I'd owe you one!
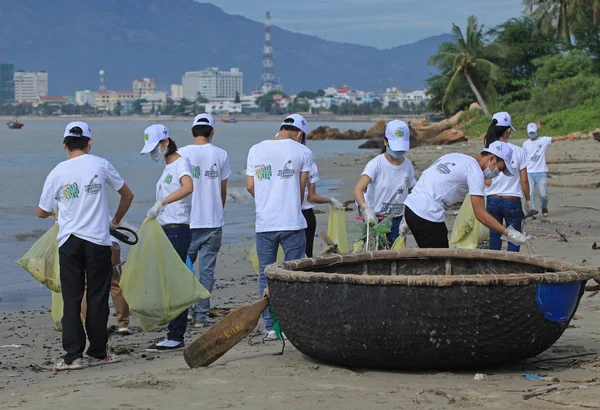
[7,120,24,129]
[222,118,238,124]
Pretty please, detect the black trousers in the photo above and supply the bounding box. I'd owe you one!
[302,209,317,257]
[59,235,112,363]
[404,206,449,248]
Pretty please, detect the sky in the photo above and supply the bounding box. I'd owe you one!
[204,0,526,48]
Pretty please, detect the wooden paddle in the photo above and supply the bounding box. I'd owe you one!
[183,294,270,368]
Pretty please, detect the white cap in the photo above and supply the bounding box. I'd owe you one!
[527,123,538,134]
[384,119,410,151]
[483,141,515,177]
[281,114,309,134]
[140,124,170,154]
[492,111,516,131]
[63,121,92,139]
[192,113,215,128]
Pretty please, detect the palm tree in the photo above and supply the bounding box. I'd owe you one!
[523,0,572,42]
[429,16,503,116]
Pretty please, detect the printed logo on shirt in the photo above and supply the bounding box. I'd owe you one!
[277,160,295,179]
[204,163,219,179]
[61,182,80,200]
[191,165,201,179]
[435,162,456,175]
[255,164,272,181]
[84,174,102,195]
[531,145,543,163]
[163,174,173,185]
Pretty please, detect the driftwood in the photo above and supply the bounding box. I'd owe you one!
[319,231,342,256]
[523,384,560,400]
[556,230,569,242]
[536,397,600,408]
[559,205,600,212]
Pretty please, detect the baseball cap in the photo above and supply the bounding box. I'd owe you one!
[140,124,170,154]
[483,141,514,177]
[384,120,410,152]
[281,114,309,134]
[492,111,516,131]
[63,121,92,139]
[527,123,538,134]
[192,113,214,128]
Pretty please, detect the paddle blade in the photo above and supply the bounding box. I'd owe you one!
[183,296,270,368]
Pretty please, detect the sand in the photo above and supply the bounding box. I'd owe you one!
[1,139,599,409]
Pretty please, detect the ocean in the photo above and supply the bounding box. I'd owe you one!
[0,119,371,312]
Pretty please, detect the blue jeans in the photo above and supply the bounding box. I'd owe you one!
[163,226,192,342]
[256,230,306,330]
[528,172,549,210]
[187,228,223,323]
[387,216,403,246]
[486,197,524,252]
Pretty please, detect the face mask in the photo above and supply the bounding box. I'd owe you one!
[386,147,406,159]
[150,143,165,162]
[484,167,500,179]
[528,133,537,139]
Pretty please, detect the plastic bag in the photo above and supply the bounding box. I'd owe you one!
[449,195,488,249]
[327,209,349,253]
[119,219,210,332]
[51,291,63,332]
[186,256,195,274]
[391,236,406,249]
[249,242,284,275]
[15,224,61,292]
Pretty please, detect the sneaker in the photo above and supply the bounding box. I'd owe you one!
[263,329,279,341]
[53,358,85,371]
[193,320,208,329]
[542,208,549,217]
[87,354,122,367]
[117,327,131,335]
[146,340,185,352]
[187,315,194,323]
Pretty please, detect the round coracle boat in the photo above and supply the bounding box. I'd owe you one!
[265,249,596,369]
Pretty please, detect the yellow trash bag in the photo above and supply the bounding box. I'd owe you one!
[391,236,406,249]
[51,291,63,332]
[119,219,210,332]
[327,209,349,253]
[449,195,488,249]
[249,242,284,275]
[16,224,61,293]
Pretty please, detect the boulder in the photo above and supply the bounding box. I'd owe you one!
[469,102,481,111]
[358,138,385,149]
[568,131,588,140]
[419,128,467,146]
[588,128,600,142]
[306,126,330,140]
[365,120,386,138]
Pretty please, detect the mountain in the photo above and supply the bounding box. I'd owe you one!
[0,0,451,95]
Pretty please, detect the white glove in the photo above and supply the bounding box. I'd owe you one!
[330,198,343,210]
[399,218,410,237]
[501,226,534,245]
[147,200,166,220]
[363,207,377,225]
[523,200,532,216]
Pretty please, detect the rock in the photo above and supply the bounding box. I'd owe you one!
[469,102,481,111]
[588,128,600,142]
[306,126,330,140]
[306,126,365,140]
[419,128,467,146]
[365,120,386,138]
[568,131,588,140]
[358,138,384,149]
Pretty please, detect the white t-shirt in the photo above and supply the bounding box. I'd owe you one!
[246,139,314,233]
[362,154,417,217]
[522,136,552,173]
[486,143,527,197]
[39,154,124,247]
[156,157,193,226]
[178,144,231,229]
[301,163,320,211]
[404,153,485,223]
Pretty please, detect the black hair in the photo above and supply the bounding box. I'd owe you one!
[484,119,511,148]
[164,138,178,158]
[63,127,91,151]
[381,138,388,154]
[280,119,305,142]
[192,125,213,138]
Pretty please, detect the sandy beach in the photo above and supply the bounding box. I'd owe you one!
[1,139,599,409]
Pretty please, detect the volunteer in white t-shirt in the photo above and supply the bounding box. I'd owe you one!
[140,124,195,353]
[403,141,533,248]
[484,112,531,252]
[37,122,134,371]
[178,114,231,328]
[246,114,314,341]
[298,134,343,257]
[354,120,417,247]
[522,123,577,217]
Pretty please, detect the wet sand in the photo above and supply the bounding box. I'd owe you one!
[1,139,599,409]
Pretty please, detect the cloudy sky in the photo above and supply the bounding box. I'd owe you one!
[205,0,526,48]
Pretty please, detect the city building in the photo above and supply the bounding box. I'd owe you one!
[75,90,97,107]
[95,91,135,112]
[132,78,156,99]
[382,88,431,108]
[33,96,67,108]
[0,58,15,103]
[204,100,242,115]
[170,84,183,102]
[182,68,243,101]
[14,71,48,103]
[140,91,167,114]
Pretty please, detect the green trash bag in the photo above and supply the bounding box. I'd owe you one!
[327,209,349,253]
[120,219,210,332]
[51,291,63,332]
[16,224,61,293]
[449,195,488,249]
[249,242,284,275]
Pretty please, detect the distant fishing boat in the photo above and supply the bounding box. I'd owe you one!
[7,120,24,129]
[222,118,238,124]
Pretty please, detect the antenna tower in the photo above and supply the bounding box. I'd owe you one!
[260,12,275,93]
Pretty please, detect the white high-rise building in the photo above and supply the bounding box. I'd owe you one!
[170,84,183,102]
[75,90,97,107]
[182,68,243,101]
[132,78,156,99]
[14,71,48,103]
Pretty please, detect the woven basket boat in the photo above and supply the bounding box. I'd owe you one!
[265,249,594,369]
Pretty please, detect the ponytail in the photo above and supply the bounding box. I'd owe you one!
[381,138,388,154]
[164,138,178,158]
[484,119,510,148]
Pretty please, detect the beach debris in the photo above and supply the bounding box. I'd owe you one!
[0,344,27,348]
[556,230,568,242]
[418,389,456,405]
[473,373,488,381]
[523,373,560,382]
[536,397,600,408]
[523,384,560,400]
[559,205,600,212]
[9,371,22,377]
[593,242,599,250]
[110,344,134,355]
